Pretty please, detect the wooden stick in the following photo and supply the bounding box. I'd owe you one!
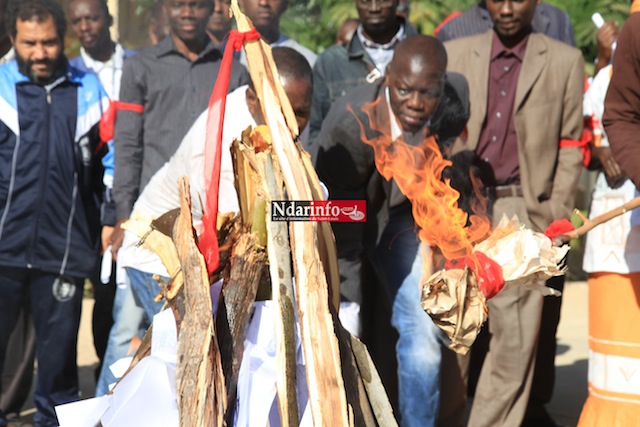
[560,196,640,242]
[262,154,300,426]
[230,2,350,425]
[173,177,226,427]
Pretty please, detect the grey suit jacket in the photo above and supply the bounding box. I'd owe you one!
[445,31,584,232]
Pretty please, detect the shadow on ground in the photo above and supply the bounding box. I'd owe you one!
[549,358,588,427]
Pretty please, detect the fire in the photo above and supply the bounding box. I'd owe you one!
[350,99,491,263]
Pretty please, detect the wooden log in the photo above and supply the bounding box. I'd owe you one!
[263,154,300,426]
[260,76,351,426]
[230,3,349,424]
[172,177,226,427]
[296,139,341,313]
[232,131,301,425]
[215,230,266,423]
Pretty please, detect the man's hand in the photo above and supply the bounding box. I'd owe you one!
[101,226,114,254]
[110,218,129,260]
[594,22,619,75]
[593,146,626,188]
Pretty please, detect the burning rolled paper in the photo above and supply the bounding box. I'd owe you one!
[421,215,568,354]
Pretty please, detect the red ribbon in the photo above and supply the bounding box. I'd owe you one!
[445,251,505,299]
[544,218,575,241]
[560,136,591,168]
[98,101,145,151]
[199,28,261,275]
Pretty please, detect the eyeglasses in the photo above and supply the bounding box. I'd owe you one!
[169,1,210,11]
[356,0,396,8]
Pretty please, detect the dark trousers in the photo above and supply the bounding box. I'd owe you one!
[0,267,83,427]
[88,262,116,380]
[0,304,35,418]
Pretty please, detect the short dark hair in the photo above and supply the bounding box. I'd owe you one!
[7,0,67,40]
[271,46,312,85]
[70,0,110,17]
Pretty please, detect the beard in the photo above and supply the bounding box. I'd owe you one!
[16,51,64,85]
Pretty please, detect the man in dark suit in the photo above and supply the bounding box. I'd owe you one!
[316,35,455,426]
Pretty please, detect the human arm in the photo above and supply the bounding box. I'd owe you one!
[547,50,585,220]
[604,14,640,190]
[112,59,145,223]
[583,66,625,187]
[594,22,619,76]
[111,59,146,257]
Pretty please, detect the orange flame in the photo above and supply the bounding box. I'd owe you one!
[350,98,491,262]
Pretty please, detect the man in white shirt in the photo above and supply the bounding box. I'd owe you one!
[119,45,312,328]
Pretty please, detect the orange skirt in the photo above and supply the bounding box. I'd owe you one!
[578,272,640,427]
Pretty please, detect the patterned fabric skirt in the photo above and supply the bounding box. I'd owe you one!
[578,272,640,426]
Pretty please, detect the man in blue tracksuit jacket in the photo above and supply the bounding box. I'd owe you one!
[0,1,108,425]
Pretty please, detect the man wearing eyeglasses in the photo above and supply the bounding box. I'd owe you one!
[98,0,249,396]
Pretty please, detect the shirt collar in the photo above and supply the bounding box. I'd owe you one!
[155,35,221,60]
[385,86,403,140]
[357,23,404,50]
[271,34,290,46]
[80,42,125,71]
[490,31,529,62]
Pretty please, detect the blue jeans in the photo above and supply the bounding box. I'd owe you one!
[95,278,148,396]
[370,208,443,427]
[126,267,166,321]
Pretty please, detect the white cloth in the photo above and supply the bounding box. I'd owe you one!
[80,43,126,100]
[119,85,253,276]
[100,246,129,288]
[234,301,312,427]
[582,65,640,273]
[0,48,14,64]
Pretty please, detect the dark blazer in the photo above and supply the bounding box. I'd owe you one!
[314,81,392,303]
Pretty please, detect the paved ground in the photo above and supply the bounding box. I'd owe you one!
[15,281,590,426]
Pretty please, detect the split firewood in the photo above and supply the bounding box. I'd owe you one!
[230,2,350,424]
[262,152,300,426]
[261,73,351,425]
[216,229,267,423]
[172,177,226,427]
[231,127,301,425]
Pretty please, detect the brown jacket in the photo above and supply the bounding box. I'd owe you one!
[604,13,640,190]
[445,31,584,231]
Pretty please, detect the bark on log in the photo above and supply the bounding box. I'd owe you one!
[263,155,300,426]
[172,177,226,427]
[215,230,266,423]
[231,3,350,424]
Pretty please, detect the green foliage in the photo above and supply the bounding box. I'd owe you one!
[548,0,629,64]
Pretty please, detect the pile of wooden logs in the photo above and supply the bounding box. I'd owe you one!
[113,3,397,426]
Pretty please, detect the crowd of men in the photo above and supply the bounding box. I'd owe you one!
[0,0,638,426]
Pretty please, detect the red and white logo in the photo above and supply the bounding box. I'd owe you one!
[271,200,366,222]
